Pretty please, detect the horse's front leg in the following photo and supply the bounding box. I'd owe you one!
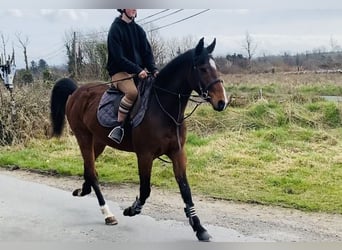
[123,155,152,216]
[170,149,211,242]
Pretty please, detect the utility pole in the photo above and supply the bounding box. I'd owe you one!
[73,32,77,78]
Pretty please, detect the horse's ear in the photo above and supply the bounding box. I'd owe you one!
[195,37,205,55]
[207,38,216,54]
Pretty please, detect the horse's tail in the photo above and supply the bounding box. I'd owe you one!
[50,78,78,137]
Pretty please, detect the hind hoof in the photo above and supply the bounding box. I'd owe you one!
[105,216,118,225]
[196,230,211,242]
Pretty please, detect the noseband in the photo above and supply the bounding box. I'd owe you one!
[195,71,223,100]
[193,62,223,101]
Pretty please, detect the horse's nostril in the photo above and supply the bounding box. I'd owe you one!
[217,100,226,111]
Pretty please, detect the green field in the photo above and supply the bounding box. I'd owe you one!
[1,73,342,213]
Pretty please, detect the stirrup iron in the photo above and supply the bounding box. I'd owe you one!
[108,125,124,144]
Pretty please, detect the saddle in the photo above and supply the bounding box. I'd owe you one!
[97,77,153,128]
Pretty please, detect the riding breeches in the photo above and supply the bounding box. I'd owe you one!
[111,72,138,122]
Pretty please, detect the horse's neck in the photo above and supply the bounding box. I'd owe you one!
[150,53,194,121]
[151,77,192,121]
[154,60,193,96]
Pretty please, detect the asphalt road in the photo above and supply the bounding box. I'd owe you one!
[0,173,263,242]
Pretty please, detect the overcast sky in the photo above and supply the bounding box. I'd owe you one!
[1,8,342,69]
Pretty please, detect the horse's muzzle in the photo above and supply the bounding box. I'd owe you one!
[216,100,226,111]
[214,94,231,111]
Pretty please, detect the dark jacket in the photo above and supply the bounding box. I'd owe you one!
[106,17,158,77]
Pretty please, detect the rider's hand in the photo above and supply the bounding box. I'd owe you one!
[138,70,148,79]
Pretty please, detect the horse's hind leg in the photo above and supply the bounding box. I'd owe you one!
[170,149,211,242]
[73,132,117,225]
[93,140,118,225]
[71,136,96,197]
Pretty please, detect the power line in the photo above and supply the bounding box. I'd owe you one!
[78,10,174,38]
[30,44,66,62]
[42,46,66,61]
[55,9,205,43]
[137,9,170,22]
[140,9,184,26]
[42,51,65,62]
[76,9,185,40]
[149,9,210,32]
[78,29,108,40]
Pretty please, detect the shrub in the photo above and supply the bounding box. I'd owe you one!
[323,102,341,127]
[0,82,51,145]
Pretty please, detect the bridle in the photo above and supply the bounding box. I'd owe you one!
[193,63,224,101]
[153,57,223,120]
[153,58,224,151]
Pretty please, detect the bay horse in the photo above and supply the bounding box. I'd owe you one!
[50,37,229,241]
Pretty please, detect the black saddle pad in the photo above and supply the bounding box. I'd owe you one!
[97,88,123,128]
[97,77,153,128]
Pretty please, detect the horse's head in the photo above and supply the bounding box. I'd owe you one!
[191,38,229,111]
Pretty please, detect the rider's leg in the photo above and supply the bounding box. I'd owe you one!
[108,72,138,143]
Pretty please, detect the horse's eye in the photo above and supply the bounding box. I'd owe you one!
[199,67,207,73]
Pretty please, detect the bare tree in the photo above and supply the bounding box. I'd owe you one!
[165,37,180,60]
[165,35,196,63]
[180,35,196,52]
[16,32,30,70]
[64,29,110,80]
[146,26,166,67]
[330,35,341,52]
[242,31,257,67]
[0,33,9,64]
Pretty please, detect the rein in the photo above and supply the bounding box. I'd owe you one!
[86,74,138,90]
[152,64,223,152]
[152,63,223,125]
[152,85,205,125]
[109,74,137,86]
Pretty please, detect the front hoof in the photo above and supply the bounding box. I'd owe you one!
[123,206,140,217]
[105,216,118,225]
[196,230,211,242]
[72,188,82,196]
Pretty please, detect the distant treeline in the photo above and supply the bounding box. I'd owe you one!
[216,51,342,74]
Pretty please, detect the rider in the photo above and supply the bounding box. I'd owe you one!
[107,9,159,143]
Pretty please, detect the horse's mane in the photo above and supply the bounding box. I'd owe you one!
[155,49,194,85]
